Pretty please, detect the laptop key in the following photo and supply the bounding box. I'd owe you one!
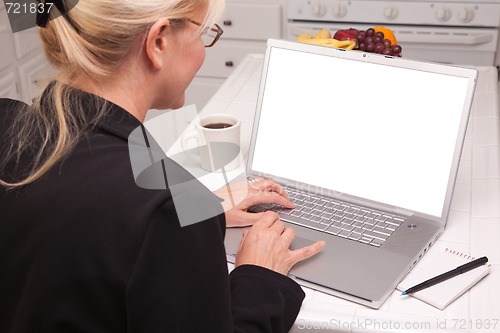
[338,230,351,238]
[349,233,362,241]
[376,221,389,229]
[301,213,313,221]
[340,224,354,232]
[370,238,384,247]
[262,203,276,210]
[372,228,391,237]
[331,221,343,229]
[353,210,365,217]
[311,216,323,223]
[362,224,374,231]
[341,217,354,225]
[364,232,387,241]
[311,209,323,217]
[325,226,341,235]
[293,199,305,207]
[333,210,345,218]
[344,213,355,220]
[365,213,377,219]
[385,219,401,227]
[360,236,373,244]
[352,221,364,228]
[313,205,325,213]
[251,205,267,213]
[321,212,333,220]
[364,218,376,226]
[301,207,313,214]
[324,207,335,214]
[332,215,343,223]
[324,202,335,208]
[352,227,364,235]
[305,197,317,204]
[280,215,325,231]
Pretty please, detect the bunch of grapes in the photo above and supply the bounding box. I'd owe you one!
[356,28,402,57]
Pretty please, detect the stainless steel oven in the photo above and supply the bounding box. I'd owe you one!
[287,0,500,66]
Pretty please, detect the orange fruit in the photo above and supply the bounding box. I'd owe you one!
[374,26,397,45]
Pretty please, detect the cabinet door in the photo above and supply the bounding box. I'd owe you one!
[0,71,18,100]
[198,40,267,78]
[0,6,15,72]
[13,28,43,59]
[219,3,281,40]
[18,54,54,103]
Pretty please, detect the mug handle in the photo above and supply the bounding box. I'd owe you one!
[180,129,200,163]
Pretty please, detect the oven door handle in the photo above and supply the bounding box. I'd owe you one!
[396,32,493,46]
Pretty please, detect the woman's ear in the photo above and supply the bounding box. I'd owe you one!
[145,18,171,70]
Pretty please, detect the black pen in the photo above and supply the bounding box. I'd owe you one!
[401,256,488,295]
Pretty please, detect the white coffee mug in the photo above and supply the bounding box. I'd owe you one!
[181,114,241,172]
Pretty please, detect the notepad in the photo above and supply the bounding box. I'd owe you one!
[397,248,491,310]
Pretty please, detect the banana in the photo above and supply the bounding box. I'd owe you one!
[345,40,357,50]
[315,28,331,39]
[295,33,313,42]
[298,38,357,50]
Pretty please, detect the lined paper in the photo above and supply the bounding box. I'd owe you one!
[397,248,490,310]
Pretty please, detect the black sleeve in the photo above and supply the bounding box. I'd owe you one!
[123,156,305,333]
[230,265,305,333]
[124,198,305,333]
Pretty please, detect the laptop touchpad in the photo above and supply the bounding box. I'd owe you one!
[290,236,316,251]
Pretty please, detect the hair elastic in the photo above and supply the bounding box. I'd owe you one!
[36,0,80,33]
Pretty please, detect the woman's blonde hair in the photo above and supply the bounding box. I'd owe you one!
[0,0,225,188]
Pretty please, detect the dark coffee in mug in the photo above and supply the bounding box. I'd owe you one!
[203,122,233,129]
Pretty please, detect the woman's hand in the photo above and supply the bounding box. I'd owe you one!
[214,177,295,227]
[235,211,325,275]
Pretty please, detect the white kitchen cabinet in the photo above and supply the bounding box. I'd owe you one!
[0,7,19,100]
[184,0,286,111]
[0,71,18,100]
[0,7,53,104]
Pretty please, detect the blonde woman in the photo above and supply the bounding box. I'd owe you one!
[0,0,324,332]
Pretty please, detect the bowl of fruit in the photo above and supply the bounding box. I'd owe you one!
[295,26,402,57]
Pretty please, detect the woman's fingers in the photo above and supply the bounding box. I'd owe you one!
[245,179,295,208]
[235,211,325,275]
[280,228,325,267]
[280,227,297,246]
[253,211,281,229]
[288,240,326,266]
[251,178,289,199]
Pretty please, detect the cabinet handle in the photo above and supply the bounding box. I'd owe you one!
[225,61,234,67]
[223,20,232,26]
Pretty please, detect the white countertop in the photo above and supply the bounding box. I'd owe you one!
[145,53,500,332]
[199,54,500,332]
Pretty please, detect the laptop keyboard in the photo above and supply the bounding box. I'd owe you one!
[249,185,406,247]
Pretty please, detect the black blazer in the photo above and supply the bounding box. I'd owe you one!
[0,94,304,333]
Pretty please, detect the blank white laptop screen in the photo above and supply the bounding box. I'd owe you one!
[251,47,470,217]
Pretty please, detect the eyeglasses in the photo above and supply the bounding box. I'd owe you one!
[187,19,224,48]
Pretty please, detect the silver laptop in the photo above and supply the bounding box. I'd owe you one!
[224,39,478,308]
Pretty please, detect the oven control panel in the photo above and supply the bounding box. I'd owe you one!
[288,0,500,27]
